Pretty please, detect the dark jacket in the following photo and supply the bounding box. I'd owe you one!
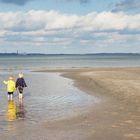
[16,78,27,88]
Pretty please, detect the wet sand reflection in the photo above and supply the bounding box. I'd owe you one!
[7,100,16,121]
[16,98,25,119]
[7,99,25,121]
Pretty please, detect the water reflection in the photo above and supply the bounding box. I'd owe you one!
[7,100,16,121]
[16,98,25,119]
[6,98,25,122]
[5,99,26,134]
[3,73,98,124]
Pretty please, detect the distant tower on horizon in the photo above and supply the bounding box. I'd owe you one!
[17,50,19,55]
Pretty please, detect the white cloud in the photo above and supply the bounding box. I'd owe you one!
[0,10,140,53]
[0,10,139,32]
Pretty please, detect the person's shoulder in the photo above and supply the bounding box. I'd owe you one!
[21,78,25,80]
[17,78,22,80]
[9,80,15,83]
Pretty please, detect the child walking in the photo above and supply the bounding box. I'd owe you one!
[16,73,27,100]
[3,75,16,101]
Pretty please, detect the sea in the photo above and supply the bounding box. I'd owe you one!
[0,53,140,138]
[0,53,140,71]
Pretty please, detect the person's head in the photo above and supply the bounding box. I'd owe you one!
[18,73,23,78]
[9,75,14,80]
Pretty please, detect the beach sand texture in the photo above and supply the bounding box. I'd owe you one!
[64,68,140,140]
[1,67,140,140]
[36,67,140,140]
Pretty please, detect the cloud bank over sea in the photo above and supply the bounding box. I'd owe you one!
[0,10,139,52]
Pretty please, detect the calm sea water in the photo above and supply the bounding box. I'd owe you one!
[0,54,140,70]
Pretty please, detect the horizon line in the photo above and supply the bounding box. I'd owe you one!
[0,52,140,55]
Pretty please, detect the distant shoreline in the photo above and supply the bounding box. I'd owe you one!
[0,53,140,56]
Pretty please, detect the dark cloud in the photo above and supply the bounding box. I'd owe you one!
[57,0,90,4]
[112,0,140,12]
[0,0,90,5]
[0,0,32,5]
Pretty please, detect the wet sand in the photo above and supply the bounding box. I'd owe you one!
[36,67,140,140]
[1,68,140,140]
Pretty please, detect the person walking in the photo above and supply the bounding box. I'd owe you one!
[3,75,16,101]
[16,73,27,101]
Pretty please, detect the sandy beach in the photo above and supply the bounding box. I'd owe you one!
[36,67,140,140]
[0,67,140,140]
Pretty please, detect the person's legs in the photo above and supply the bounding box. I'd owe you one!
[19,93,23,104]
[18,86,23,100]
[7,93,10,100]
[10,94,13,100]
[8,92,13,100]
[19,93,23,99]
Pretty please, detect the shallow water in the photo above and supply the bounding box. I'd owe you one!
[0,72,98,134]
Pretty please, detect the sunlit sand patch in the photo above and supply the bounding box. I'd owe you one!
[90,129,96,134]
[136,127,140,130]
[124,133,140,139]
[111,124,120,128]
[111,112,119,116]
[118,122,125,126]
[124,120,133,124]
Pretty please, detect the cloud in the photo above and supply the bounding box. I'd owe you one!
[0,0,32,5]
[80,0,90,3]
[112,0,140,12]
[0,0,90,5]
[0,10,139,32]
[64,0,90,4]
[0,10,140,53]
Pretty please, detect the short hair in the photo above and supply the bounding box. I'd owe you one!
[9,75,14,80]
[18,73,23,78]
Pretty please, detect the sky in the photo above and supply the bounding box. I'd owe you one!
[0,0,140,54]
